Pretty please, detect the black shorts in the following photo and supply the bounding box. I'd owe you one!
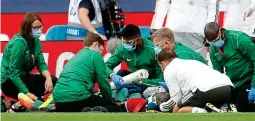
[177,85,232,108]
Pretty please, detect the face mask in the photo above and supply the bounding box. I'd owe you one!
[123,43,135,52]
[212,39,224,47]
[32,28,42,38]
[154,46,162,54]
[122,38,138,52]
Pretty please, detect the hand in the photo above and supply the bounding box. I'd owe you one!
[110,74,125,89]
[44,77,53,94]
[27,93,38,101]
[248,88,255,104]
[146,95,158,110]
[244,7,253,20]
[126,84,143,94]
[98,34,107,40]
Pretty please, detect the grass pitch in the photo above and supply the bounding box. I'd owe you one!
[1,113,255,121]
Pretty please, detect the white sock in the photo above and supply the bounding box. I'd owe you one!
[192,107,207,113]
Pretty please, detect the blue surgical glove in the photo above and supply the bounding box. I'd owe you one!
[110,74,125,89]
[127,84,143,94]
[248,88,255,104]
[146,95,158,110]
[159,82,169,92]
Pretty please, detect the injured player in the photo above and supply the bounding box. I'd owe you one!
[105,24,164,91]
[157,49,233,113]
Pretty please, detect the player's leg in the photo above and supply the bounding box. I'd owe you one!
[175,86,232,113]
[232,82,254,112]
[55,99,89,112]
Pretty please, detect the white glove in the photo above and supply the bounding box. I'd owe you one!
[159,98,176,112]
[244,7,253,19]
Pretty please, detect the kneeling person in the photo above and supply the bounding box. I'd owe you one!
[157,49,233,113]
[53,32,120,112]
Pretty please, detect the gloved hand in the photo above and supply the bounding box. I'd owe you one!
[146,95,158,110]
[110,74,125,89]
[159,82,169,92]
[126,84,143,94]
[248,88,255,104]
[244,7,253,20]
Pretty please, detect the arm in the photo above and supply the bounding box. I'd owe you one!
[93,52,113,102]
[142,58,164,86]
[207,0,220,23]
[79,8,97,33]
[35,39,48,75]
[105,46,123,77]
[166,74,182,103]
[150,0,170,30]
[8,40,29,94]
[237,33,255,88]
[251,0,255,11]
[209,46,224,73]
[159,98,176,112]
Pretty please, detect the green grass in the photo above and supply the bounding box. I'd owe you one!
[1,113,255,121]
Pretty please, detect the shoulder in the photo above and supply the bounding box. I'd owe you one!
[79,0,93,9]
[8,34,26,48]
[91,51,103,60]
[143,38,154,47]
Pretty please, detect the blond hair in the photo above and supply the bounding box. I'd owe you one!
[151,28,175,43]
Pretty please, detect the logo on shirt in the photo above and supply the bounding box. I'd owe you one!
[127,59,133,62]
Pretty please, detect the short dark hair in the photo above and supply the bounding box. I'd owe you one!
[204,22,220,39]
[157,49,177,63]
[19,12,42,41]
[84,32,104,47]
[120,24,141,38]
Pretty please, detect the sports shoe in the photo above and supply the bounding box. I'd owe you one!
[229,103,238,113]
[92,106,108,112]
[205,103,226,113]
[18,93,34,109]
[81,107,93,112]
[7,103,26,113]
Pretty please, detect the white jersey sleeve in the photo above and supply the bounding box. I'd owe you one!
[164,63,182,103]
[206,0,220,23]
[251,0,255,11]
[150,0,171,29]
[159,98,176,112]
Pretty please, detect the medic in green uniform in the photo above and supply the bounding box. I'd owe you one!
[204,22,255,112]
[106,24,164,89]
[53,32,120,112]
[1,12,56,102]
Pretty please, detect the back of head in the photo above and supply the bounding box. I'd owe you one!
[84,32,104,47]
[19,12,42,40]
[204,22,220,41]
[157,49,177,63]
[121,24,141,38]
[151,28,175,43]
[107,38,122,53]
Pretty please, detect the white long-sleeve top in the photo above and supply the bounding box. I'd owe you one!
[165,0,219,34]
[164,58,233,103]
[223,0,255,36]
